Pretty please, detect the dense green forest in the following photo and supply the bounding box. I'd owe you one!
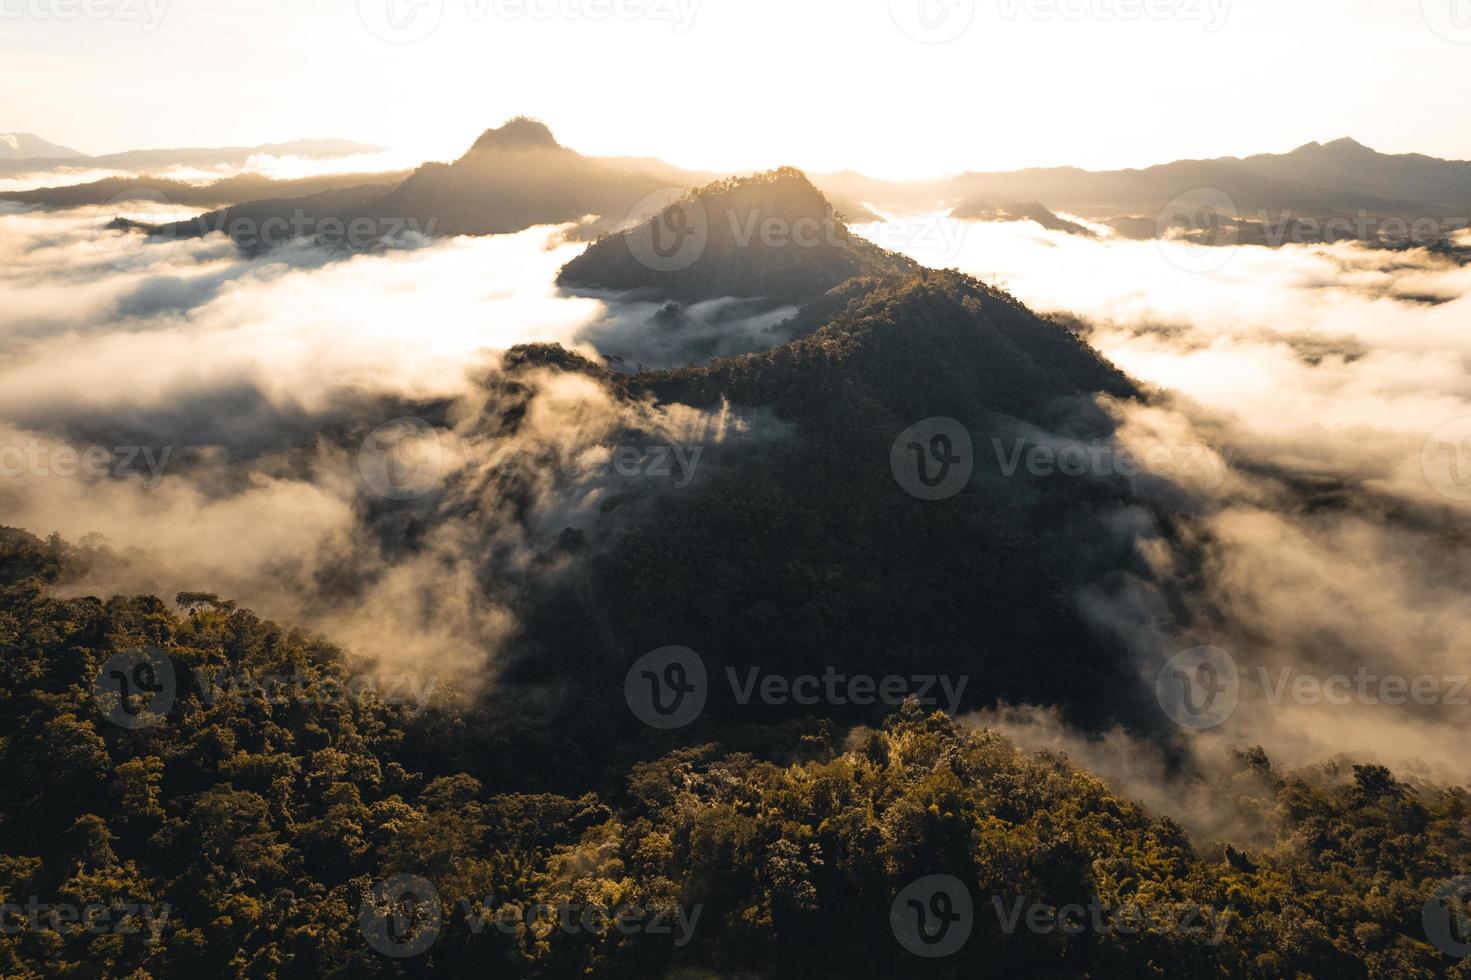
[0,528,1468,978]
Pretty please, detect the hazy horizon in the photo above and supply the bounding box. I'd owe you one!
[5,124,1454,185]
[7,0,1471,179]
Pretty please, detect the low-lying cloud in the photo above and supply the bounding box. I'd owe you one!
[5,198,1469,802]
[0,205,784,684]
[861,214,1471,790]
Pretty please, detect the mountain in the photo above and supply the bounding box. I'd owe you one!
[0,170,410,209]
[811,169,947,214]
[137,120,881,254]
[366,117,670,237]
[557,168,919,304]
[93,129,1471,256]
[150,118,678,250]
[84,138,382,170]
[642,269,1133,414]
[0,132,83,160]
[812,139,1471,247]
[0,137,383,176]
[945,153,1419,219]
[464,114,563,152]
[511,178,1149,741]
[28,129,1471,251]
[950,199,1097,237]
[1234,137,1471,212]
[4,135,1466,979]
[5,524,1464,977]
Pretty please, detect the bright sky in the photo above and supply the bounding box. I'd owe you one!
[4,0,1470,178]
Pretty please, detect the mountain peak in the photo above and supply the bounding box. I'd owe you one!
[468,117,562,154]
[1324,136,1372,153]
[1291,136,1374,157]
[695,166,832,216]
[557,167,917,304]
[764,165,819,186]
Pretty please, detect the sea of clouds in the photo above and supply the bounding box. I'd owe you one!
[857,212,1471,800]
[0,202,787,684]
[3,196,1469,811]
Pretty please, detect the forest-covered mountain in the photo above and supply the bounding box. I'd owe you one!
[1,527,1467,978]
[478,260,1152,768]
[558,168,918,304]
[3,169,1469,978]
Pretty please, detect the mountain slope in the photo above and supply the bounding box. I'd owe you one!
[817,138,1471,233]
[368,117,669,237]
[1235,137,1471,211]
[0,137,382,177]
[150,118,676,249]
[946,155,1419,218]
[0,170,410,209]
[557,167,920,304]
[651,269,1133,409]
[488,265,1151,747]
[0,132,83,159]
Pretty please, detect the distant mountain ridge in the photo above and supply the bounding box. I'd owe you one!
[29,121,1471,254]
[10,125,1471,220]
[1231,137,1471,212]
[814,138,1471,234]
[0,132,83,160]
[147,118,676,250]
[0,170,410,209]
[0,137,383,176]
